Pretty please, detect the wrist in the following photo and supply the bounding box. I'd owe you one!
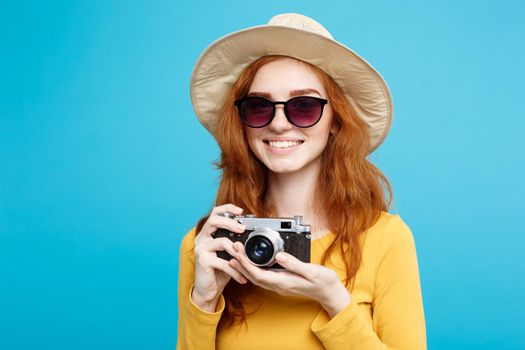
[191,287,221,312]
[319,282,352,319]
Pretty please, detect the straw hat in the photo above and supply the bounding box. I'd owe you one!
[190,13,393,152]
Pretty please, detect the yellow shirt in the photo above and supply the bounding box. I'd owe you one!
[176,211,426,349]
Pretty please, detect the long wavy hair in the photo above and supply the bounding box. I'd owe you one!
[194,55,392,329]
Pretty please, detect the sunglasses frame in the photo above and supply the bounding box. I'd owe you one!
[234,96,328,128]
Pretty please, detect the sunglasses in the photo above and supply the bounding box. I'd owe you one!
[234,96,328,128]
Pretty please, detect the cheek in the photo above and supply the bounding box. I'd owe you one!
[324,108,335,134]
[309,113,334,148]
[245,128,261,154]
[310,133,331,155]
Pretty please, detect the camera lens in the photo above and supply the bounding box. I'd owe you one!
[245,236,274,265]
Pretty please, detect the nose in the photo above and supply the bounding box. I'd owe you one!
[268,105,293,133]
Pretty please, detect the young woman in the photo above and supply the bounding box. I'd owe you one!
[177,13,426,350]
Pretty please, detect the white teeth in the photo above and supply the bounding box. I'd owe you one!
[268,140,302,148]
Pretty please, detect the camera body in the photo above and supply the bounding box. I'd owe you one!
[214,212,311,269]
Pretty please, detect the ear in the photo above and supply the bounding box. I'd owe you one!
[330,124,337,135]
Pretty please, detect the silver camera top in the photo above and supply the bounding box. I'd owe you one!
[218,211,310,233]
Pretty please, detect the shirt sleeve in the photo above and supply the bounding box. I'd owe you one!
[310,214,427,349]
[176,228,226,350]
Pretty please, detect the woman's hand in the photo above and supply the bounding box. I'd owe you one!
[192,204,248,312]
[229,242,351,318]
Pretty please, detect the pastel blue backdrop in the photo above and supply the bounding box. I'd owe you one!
[1,1,524,349]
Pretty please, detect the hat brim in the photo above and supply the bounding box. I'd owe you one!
[190,25,393,153]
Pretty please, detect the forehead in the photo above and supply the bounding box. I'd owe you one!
[248,57,326,97]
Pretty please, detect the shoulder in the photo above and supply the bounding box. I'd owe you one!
[367,211,413,238]
[179,227,197,254]
[363,211,416,257]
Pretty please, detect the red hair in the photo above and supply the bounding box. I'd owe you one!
[194,55,392,328]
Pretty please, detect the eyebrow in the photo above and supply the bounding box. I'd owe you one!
[247,88,322,99]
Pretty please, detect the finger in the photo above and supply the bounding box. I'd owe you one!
[199,237,238,257]
[233,242,279,286]
[230,257,310,294]
[229,245,266,286]
[275,252,316,281]
[210,204,244,217]
[229,259,260,286]
[200,215,246,237]
[233,243,313,288]
[209,258,247,284]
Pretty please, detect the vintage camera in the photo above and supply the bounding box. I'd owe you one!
[213,211,311,269]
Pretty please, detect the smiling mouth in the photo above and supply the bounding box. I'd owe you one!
[264,140,304,149]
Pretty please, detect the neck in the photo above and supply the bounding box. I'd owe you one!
[265,160,329,239]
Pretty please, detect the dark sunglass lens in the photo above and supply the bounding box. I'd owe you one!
[240,98,273,127]
[287,97,323,127]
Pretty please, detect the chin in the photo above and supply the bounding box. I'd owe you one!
[269,167,300,174]
[265,161,304,174]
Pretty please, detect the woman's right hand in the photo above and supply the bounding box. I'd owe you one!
[191,204,247,312]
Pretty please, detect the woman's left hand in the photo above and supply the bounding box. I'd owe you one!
[229,241,352,318]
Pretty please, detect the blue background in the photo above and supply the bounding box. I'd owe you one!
[1,1,524,349]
